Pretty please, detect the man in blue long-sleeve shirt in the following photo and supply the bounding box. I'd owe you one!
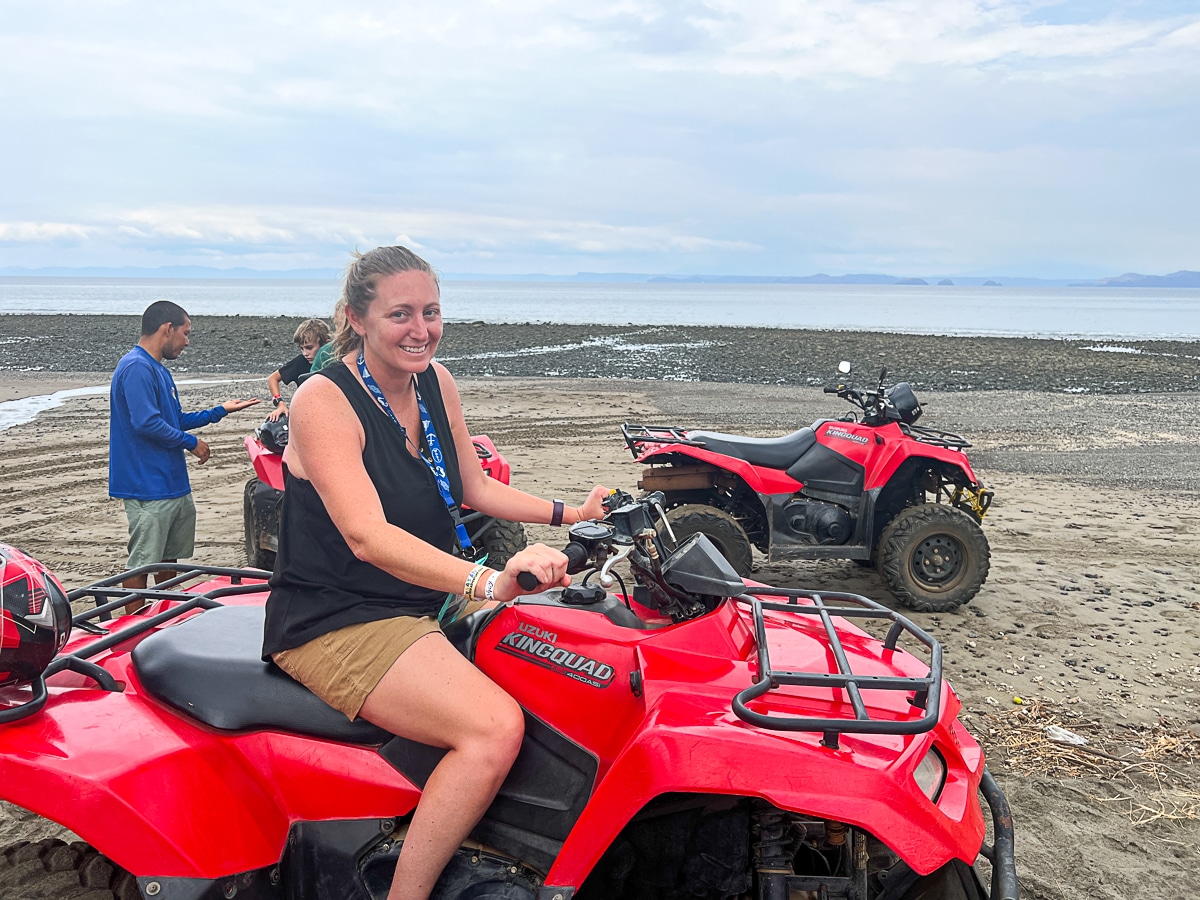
[110,301,260,607]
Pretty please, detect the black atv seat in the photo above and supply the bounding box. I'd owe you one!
[688,427,816,470]
[132,605,391,744]
[132,604,495,744]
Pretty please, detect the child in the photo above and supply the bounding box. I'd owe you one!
[306,299,345,375]
[266,318,330,421]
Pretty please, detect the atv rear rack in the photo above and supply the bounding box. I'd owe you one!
[732,587,942,749]
[0,564,269,725]
[622,422,702,456]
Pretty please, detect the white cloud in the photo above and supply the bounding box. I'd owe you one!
[0,204,757,261]
[0,222,94,242]
[0,1,1196,276]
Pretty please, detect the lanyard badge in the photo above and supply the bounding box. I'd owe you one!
[356,353,476,558]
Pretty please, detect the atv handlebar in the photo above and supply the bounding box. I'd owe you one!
[514,491,651,591]
[825,364,922,427]
[516,537,589,591]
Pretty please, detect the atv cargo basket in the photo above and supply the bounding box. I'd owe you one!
[0,564,268,725]
[733,587,942,749]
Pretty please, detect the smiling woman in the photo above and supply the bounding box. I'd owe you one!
[332,246,443,365]
[263,246,611,900]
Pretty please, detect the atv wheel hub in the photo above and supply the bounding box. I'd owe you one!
[912,535,962,586]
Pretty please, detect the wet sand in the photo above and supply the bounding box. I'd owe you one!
[0,317,1198,900]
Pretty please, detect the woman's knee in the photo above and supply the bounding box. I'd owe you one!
[495,694,525,757]
[458,691,523,766]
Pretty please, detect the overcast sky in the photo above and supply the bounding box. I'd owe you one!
[1,1,1197,277]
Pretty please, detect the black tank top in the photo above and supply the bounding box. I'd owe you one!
[262,361,463,657]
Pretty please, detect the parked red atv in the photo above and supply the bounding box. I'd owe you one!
[0,493,1017,900]
[244,415,528,570]
[623,363,994,612]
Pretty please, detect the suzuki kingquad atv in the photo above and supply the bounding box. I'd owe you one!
[244,416,527,570]
[623,363,994,612]
[0,492,1017,900]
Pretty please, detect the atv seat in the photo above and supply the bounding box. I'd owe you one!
[689,427,817,470]
[132,605,391,744]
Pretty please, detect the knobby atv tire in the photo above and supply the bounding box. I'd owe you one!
[665,504,754,576]
[877,504,989,612]
[243,478,276,571]
[473,518,528,569]
[0,838,139,900]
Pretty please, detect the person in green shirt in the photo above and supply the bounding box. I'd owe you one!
[307,300,345,375]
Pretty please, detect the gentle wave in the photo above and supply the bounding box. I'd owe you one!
[1,278,1199,339]
[0,378,251,432]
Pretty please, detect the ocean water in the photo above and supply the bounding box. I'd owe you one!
[1,277,1198,340]
[0,378,246,432]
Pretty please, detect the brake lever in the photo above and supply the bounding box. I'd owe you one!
[597,540,633,589]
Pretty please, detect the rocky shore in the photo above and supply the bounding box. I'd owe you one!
[1,314,1198,900]
[1,314,1197,394]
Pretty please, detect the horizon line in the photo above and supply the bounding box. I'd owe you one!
[3,264,1198,287]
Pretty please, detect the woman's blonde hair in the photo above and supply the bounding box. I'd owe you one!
[333,246,440,357]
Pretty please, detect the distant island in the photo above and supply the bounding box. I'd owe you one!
[1068,270,1200,288]
[2,266,1197,287]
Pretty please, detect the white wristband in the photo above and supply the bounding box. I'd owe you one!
[484,570,500,602]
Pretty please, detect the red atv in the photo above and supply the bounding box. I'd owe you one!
[0,493,1018,900]
[244,415,528,570]
[623,363,994,613]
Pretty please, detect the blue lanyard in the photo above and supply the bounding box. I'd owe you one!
[356,352,474,556]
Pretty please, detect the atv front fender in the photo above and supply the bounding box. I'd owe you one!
[245,435,285,491]
[870,439,983,493]
[0,660,419,879]
[544,686,987,890]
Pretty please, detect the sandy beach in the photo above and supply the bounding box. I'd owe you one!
[1,317,1198,900]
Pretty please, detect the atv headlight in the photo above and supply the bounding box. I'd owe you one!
[913,747,946,802]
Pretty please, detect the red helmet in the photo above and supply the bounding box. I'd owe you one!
[0,543,73,688]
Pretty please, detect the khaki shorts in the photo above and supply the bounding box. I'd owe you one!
[124,495,196,568]
[272,599,488,721]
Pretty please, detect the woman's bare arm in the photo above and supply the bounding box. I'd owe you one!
[434,364,608,525]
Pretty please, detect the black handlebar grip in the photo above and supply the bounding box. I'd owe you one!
[824,386,839,393]
[518,541,590,590]
[563,541,590,574]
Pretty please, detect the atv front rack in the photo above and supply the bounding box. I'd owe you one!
[733,587,942,749]
[902,423,972,449]
[0,564,269,725]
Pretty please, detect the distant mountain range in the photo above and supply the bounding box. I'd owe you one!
[1068,270,1200,288]
[0,265,344,280]
[1,265,1198,287]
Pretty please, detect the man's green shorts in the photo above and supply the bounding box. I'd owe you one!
[124,494,197,568]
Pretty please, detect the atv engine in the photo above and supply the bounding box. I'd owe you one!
[780,498,854,545]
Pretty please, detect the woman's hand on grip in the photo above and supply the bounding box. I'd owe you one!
[493,543,571,603]
[575,485,611,523]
